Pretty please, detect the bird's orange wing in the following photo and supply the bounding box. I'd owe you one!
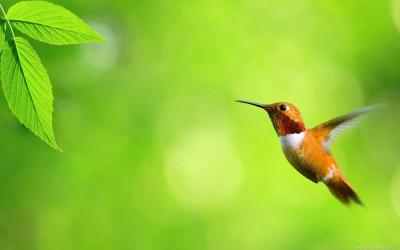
[310,105,381,153]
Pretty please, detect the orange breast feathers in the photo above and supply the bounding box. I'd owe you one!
[280,131,337,183]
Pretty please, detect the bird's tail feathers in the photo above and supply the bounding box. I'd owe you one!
[325,177,363,206]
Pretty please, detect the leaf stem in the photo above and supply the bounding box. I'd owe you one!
[0,2,15,40]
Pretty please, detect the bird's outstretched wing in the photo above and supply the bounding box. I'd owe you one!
[310,105,382,152]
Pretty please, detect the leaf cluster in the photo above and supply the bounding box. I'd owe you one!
[0,1,104,150]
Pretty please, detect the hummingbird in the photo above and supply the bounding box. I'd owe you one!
[237,100,378,205]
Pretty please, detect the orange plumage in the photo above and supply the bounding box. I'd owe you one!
[237,100,378,205]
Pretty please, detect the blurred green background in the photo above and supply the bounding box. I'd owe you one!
[0,0,400,249]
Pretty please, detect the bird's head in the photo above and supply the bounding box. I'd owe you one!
[236,100,306,136]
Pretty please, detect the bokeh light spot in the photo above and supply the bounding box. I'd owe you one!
[165,126,242,211]
[80,21,118,72]
[393,0,400,33]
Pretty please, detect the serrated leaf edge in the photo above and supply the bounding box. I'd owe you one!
[10,19,105,45]
[3,38,61,150]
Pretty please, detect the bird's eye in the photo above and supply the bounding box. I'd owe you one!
[279,104,287,111]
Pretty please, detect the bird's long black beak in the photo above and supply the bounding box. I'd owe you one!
[236,100,267,109]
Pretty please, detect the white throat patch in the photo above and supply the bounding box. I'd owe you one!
[279,132,305,150]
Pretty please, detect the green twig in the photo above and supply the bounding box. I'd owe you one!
[0,3,15,40]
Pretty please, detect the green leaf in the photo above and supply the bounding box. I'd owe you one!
[7,1,105,45]
[0,20,5,52]
[1,37,60,150]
